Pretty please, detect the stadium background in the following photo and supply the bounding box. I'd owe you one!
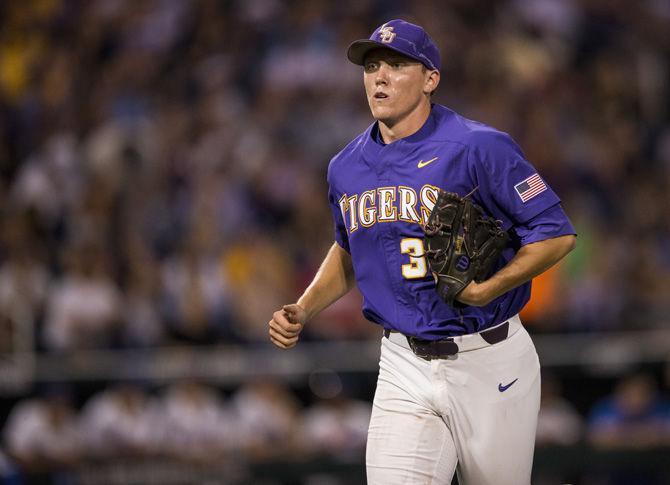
[0,0,669,483]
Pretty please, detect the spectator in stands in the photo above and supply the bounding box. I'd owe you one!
[0,212,49,351]
[587,373,670,449]
[42,242,122,351]
[78,384,158,459]
[3,390,81,470]
[121,245,165,347]
[536,373,583,446]
[154,381,235,462]
[230,379,304,459]
[0,212,48,311]
[301,396,371,460]
[160,231,229,344]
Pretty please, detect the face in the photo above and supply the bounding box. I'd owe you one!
[363,48,437,126]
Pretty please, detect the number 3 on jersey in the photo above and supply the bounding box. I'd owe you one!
[400,238,427,279]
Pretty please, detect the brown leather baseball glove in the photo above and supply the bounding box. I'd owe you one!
[423,189,509,306]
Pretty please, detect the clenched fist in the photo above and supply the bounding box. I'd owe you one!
[268,304,307,349]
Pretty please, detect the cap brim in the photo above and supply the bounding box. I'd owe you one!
[346,39,433,69]
[347,40,394,65]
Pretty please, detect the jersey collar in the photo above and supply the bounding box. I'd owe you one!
[362,104,439,162]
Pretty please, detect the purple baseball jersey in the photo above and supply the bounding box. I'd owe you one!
[327,104,576,339]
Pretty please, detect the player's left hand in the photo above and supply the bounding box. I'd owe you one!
[455,281,491,306]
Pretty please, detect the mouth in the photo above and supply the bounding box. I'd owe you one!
[374,92,389,100]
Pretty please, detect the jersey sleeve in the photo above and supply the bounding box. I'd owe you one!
[513,204,576,246]
[327,183,350,253]
[467,131,562,228]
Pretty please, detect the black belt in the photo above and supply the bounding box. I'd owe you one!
[383,321,510,359]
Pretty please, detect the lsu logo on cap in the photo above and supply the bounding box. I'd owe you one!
[378,24,396,43]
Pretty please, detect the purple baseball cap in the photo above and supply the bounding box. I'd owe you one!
[347,19,441,71]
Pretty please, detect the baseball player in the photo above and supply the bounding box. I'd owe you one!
[269,19,576,484]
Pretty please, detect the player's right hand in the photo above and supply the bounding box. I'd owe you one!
[268,304,307,349]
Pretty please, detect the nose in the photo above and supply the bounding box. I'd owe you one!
[375,64,389,86]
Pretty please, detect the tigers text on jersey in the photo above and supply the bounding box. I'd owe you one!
[327,104,575,340]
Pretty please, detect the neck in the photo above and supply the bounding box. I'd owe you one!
[378,100,431,144]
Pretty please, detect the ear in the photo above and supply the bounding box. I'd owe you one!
[423,70,440,95]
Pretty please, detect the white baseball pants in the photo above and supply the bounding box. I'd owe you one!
[366,315,540,485]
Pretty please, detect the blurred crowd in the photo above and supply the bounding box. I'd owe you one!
[1,379,371,473]
[0,380,371,472]
[0,371,668,479]
[0,0,669,353]
[537,372,670,449]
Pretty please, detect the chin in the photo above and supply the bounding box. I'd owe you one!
[370,105,397,124]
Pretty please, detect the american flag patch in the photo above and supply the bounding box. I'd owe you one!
[514,174,547,202]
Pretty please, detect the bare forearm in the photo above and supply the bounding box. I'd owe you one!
[464,234,576,306]
[297,242,355,321]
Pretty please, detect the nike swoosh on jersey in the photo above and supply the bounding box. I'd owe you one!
[417,157,439,168]
[498,378,518,392]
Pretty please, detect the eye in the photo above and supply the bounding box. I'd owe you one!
[364,62,378,72]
